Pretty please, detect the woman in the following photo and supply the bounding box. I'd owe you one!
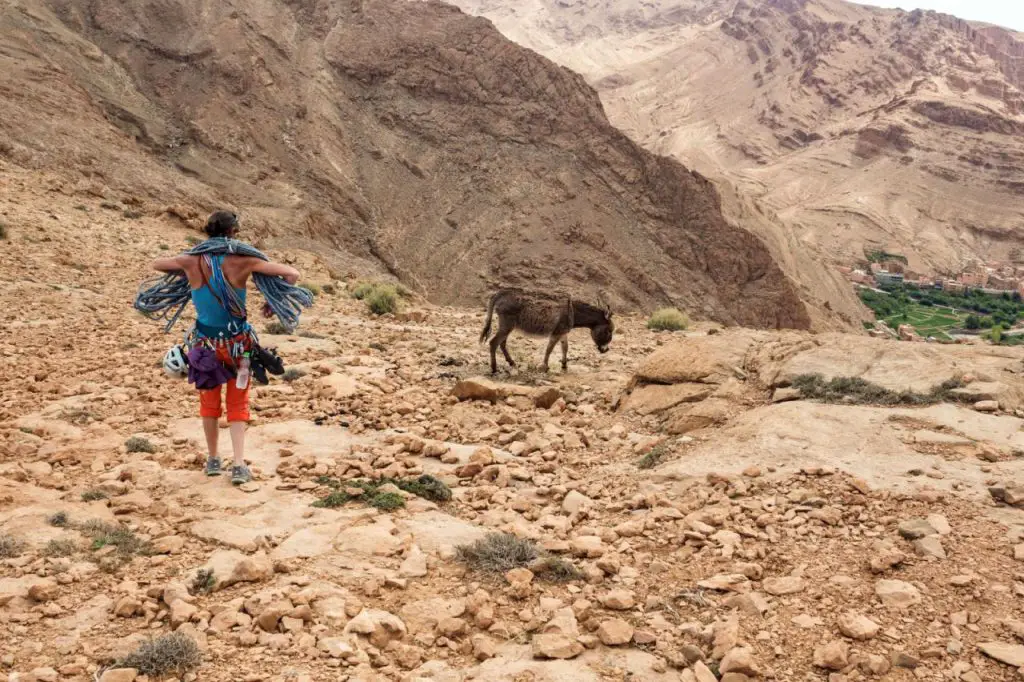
[150,211,301,484]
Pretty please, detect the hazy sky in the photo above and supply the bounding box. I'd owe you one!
[856,1,1024,31]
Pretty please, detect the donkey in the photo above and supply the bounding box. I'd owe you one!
[479,288,614,374]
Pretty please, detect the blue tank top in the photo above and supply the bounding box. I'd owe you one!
[191,256,247,335]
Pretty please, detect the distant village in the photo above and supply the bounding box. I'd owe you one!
[840,256,1024,297]
[840,252,1024,343]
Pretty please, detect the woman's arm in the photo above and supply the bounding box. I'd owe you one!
[251,259,301,285]
[151,255,187,273]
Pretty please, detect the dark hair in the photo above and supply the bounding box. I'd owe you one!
[205,211,239,238]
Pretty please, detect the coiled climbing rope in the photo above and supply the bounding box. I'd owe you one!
[134,237,313,332]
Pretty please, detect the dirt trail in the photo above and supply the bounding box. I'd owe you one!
[2,176,1024,681]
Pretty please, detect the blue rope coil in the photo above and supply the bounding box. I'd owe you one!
[134,238,313,333]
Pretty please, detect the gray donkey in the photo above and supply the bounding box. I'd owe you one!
[479,288,614,374]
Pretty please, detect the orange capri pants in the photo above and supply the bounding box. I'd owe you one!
[198,346,251,422]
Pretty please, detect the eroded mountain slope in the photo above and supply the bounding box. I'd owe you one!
[450,0,1024,278]
[0,0,822,328]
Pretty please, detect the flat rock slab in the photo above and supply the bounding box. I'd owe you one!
[334,516,403,557]
[471,644,681,681]
[651,401,1024,498]
[168,418,368,477]
[911,430,973,447]
[398,511,490,553]
[189,495,345,552]
[979,641,1024,667]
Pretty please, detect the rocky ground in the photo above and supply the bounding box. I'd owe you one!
[2,174,1024,682]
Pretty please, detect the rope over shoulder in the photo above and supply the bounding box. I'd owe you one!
[134,237,313,333]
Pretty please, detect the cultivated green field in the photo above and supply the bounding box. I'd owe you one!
[885,305,966,341]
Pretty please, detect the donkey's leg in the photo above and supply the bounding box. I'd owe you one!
[542,335,559,373]
[491,321,516,373]
[488,335,501,374]
[560,335,569,371]
[500,338,515,367]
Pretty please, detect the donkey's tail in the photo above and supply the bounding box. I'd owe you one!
[479,293,497,343]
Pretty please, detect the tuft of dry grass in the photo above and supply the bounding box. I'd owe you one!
[647,307,689,331]
[115,632,202,676]
[43,538,77,558]
[455,533,586,582]
[456,533,539,574]
[125,436,156,454]
[0,534,25,558]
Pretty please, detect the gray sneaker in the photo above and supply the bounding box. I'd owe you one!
[231,465,252,486]
[205,457,222,477]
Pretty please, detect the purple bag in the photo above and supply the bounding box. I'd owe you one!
[187,347,233,390]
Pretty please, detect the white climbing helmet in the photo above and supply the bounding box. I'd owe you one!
[163,345,188,377]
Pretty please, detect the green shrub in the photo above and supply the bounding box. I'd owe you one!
[303,282,322,297]
[311,476,447,510]
[791,374,969,406]
[311,490,355,508]
[390,475,452,503]
[81,489,109,502]
[190,568,215,595]
[647,308,689,332]
[637,443,669,470]
[369,492,406,511]
[84,521,151,557]
[367,285,399,316]
[116,632,202,677]
[125,436,156,454]
[350,281,375,300]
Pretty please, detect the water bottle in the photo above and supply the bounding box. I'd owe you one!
[236,353,251,389]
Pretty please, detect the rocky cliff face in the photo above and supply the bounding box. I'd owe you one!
[0,0,812,329]
[447,0,1024,293]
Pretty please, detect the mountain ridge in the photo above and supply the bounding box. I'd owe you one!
[0,0,836,329]
[447,0,1024,284]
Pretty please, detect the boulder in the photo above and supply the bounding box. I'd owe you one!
[838,612,880,640]
[398,545,428,578]
[452,379,501,403]
[531,633,583,659]
[343,608,407,647]
[202,550,273,591]
[600,590,635,610]
[813,640,849,670]
[897,519,937,540]
[762,576,804,595]
[875,579,921,609]
[597,618,634,646]
[720,647,758,676]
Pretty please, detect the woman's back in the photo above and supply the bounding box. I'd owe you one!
[189,255,249,334]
